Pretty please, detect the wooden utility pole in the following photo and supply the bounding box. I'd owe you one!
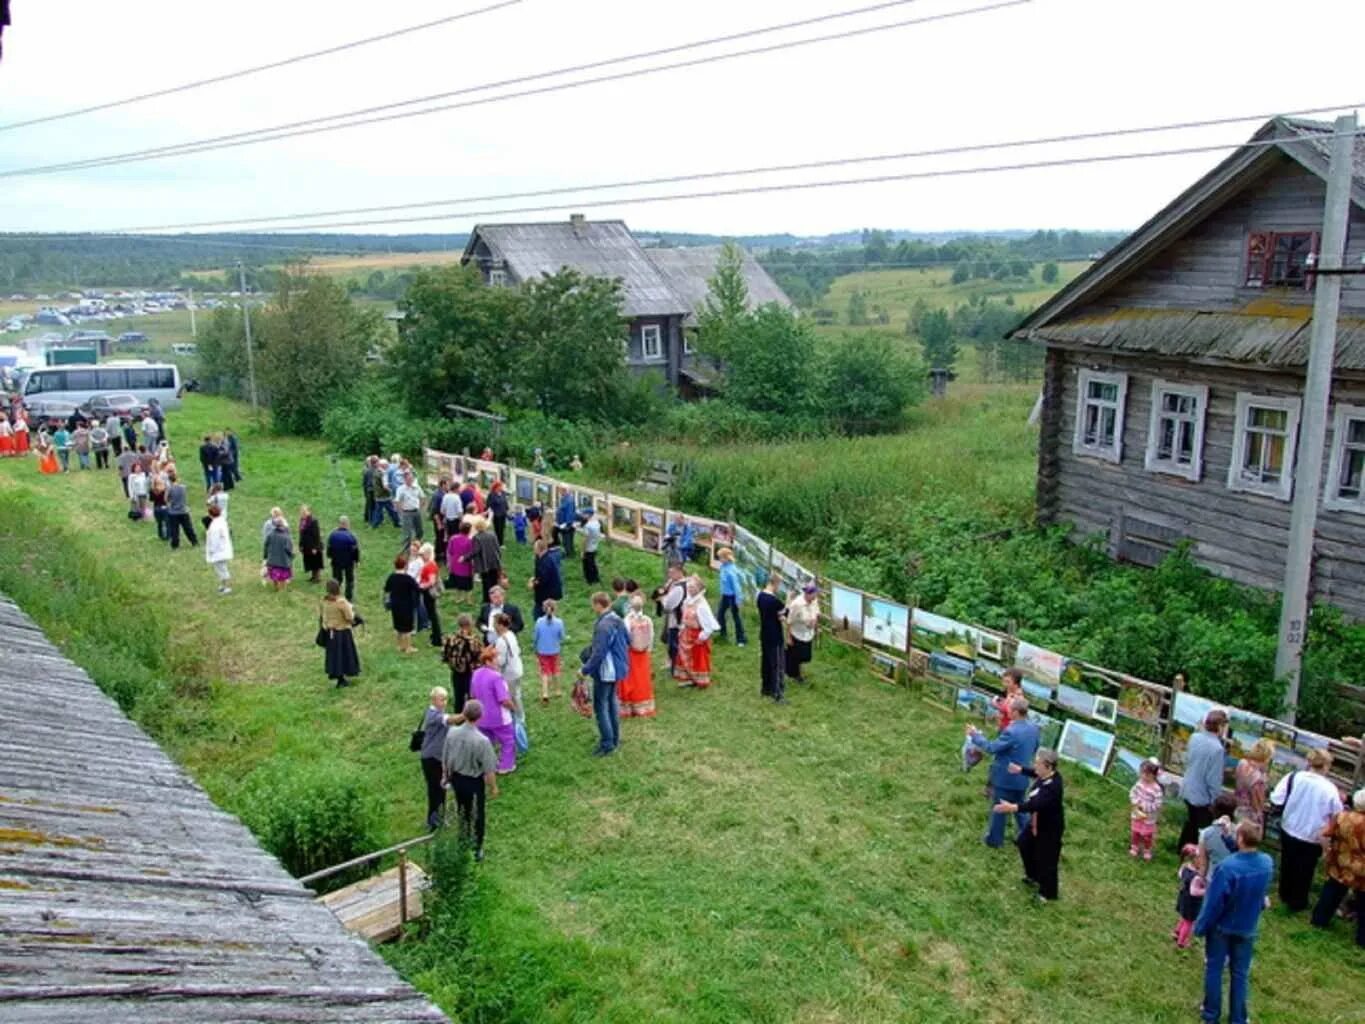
[237,262,259,415]
[1274,113,1358,723]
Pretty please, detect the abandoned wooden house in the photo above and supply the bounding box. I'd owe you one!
[1012,117,1365,616]
[461,216,790,395]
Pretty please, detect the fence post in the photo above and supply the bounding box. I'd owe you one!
[398,849,409,927]
[1160,674,1185,770]
[1354,734,1365,790]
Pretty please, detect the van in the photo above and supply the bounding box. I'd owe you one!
[20,361,183,411]
[170,343,197,355]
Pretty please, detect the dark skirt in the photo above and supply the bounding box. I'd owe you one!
[390,607,416,634]
[785,638,813,679]
[324,628,361,679]
[303,549,325,573]
[449,573,474,592]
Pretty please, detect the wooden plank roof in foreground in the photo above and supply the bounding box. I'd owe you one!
[0,594,447,1023]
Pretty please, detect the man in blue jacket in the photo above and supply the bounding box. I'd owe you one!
[1194,821,1274,1024]
[556,490,579,557]
[967,697,1040,848]
[326,515,361,602]
[580,591,628,757]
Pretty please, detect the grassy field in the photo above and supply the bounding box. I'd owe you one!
[0,393,1359,1024]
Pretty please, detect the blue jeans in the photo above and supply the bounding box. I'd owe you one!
[592,678,619,752]
[57,449,70,471]
[986,783,1029,847]
[1203,930,1255,1024]
[718,595,746,643]
[370,499,398,528]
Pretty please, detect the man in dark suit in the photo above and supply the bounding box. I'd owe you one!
[967,697,1041,848]
[478,586,524,645]
[326,516,361,602]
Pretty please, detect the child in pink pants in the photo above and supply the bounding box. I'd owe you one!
[1128,758,1163,860]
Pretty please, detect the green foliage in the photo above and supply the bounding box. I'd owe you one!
[1041,261,1060,284]
[258,270,384,436]
[951,261,971,284]
[698,241,750,335]
[845,288,869,326]
[196,306,249,399]
[819,332,923,431]
[237,757,382,886]
[321,377,432,457]
[918,308,958,371]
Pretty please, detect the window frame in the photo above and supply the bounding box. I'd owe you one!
[1072,369,1128,464]
[682,333,696,355]
[488,268,507,288]
[1243,230,1318,290]
[640,323,664,363]
[1143,379,1209,481]
[1323,403,1365,513]
[1226,392,1301,501]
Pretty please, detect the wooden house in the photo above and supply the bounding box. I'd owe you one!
[1011,117,1365,616]
[461,216,790,394]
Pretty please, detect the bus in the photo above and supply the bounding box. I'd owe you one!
[19,361,184,411]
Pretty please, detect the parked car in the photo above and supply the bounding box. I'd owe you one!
[24,398,80,423]
[80,392,145,420]
[118,331,148,344]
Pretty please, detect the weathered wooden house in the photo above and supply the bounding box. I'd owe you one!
[1012,117,1365,616]
[461,216,790,394]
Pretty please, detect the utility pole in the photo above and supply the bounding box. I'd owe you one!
[237,261,259,415]
[1274,112,1357,723]
[187,286,197,338]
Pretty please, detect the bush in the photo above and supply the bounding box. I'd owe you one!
[237,758,382,885]
[321,377,431,457]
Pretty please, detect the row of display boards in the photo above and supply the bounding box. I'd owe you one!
[424,448,1365,805]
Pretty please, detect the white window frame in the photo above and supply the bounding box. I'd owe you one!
[1323,403,1365,512]
[1226,392,1301,501]
[1072,369,1128,464]
[682,333,695,355]
[488,268,507,288]
[1143,379,1209,481]
[640,324,664,363]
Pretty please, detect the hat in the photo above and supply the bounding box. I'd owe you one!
[802,582,818,594]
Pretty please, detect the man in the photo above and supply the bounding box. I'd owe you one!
[140,410,160,454]
[361,455,378,527]
[652,563,687,671]
[478,585,523,645]
[90,420,110,469]
[395,470,425,548]
[116,443,139,497]
[580,591,628,757]
[1270,746,1343,912]
[165,471,198,549]
[326,515,361,602]
[967,697,1040,848]
[555,488,578,556]
[716,547,747,646]
[224,427,241,482]
[581,507,603,585]
[198,435,220,490]
[1194,821,1274,1024]
[147,397,167,445]
[1179,709,1228,850]
[440,478,464,538]
[469,518,503,603]
[756,572,786,703]
[441,699,499,861]
[104,410,123,457]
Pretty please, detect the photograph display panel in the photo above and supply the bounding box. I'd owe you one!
[863,597,910,652]
[829,584,865,644]
[1059,720,1116,775]
[609,498,642,545]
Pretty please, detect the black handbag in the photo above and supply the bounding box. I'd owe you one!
[314,616,329,648]
[409,717,426,753]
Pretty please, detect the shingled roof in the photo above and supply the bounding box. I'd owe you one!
[0,594,447,1023]
[643,245,793,326]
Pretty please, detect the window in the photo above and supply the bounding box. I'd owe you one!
[1227,393,1301,500]
[640,324,663,362]
[1244,231,1317,289]
[1072,369,1127,463]
[488,268,507,287]
[64,369,99,390]
[1324,404,1365,512]
[682,333,695,355]
[1144,380,1208,481]
[97,369,128,390]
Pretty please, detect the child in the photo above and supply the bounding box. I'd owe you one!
[533,599,566,705]
[513,506,529,545]
[526,500,543,542]
[1174,844,1206,948]
[127,464,150,520]
[1129,758,1163,860]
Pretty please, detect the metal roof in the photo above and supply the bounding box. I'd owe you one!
[0,594,447,1023]
[463,219,690,318]
[643,245,793,326]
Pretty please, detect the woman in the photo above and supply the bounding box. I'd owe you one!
[445,519,475,604]
[494,612,525,729]
[530,537,564,619]
[13,411,29,456]
[36,431,59,475]
[417,542,443,646]
[673,575,720,689]
[1271,746,1344,912]
[1234,739,1274,828]
[0,413,13,457]
[487,480,510,547]
[1311,788,1365,948]
[418,687,458,831]
[149,468,170,541]
[263,517,295,592]
[441,614,482,710]
[319,578,360,688]
[756,573,786,703]
[784,583,820,683]
[533,599,565,705]
[470,645,517,774]
[204,503,234,596]
[620,592,656,717]
[995,748,1066,902]
[384,554,421,654]
[406,539,429,633]
[299,505,324,584]
[469,516,502,603]
[205,481,229,527]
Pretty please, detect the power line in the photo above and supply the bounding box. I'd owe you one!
[187,128,1365,235]
[0,1,523,134]
[0,0,1029,179]
[109,100,1365,234]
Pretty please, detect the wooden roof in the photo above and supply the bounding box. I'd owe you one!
[0,594,447,1023]
[643,245,792,327]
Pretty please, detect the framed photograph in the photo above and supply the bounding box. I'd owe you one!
[1055,683,1099,720]
[514,473,535,503]
[1015,641,1070,687]
[976,633,1004,661]
[955,688,995,718]
[830,584,864,645]
[1118,683,1162,724]
[930,651,976,683]
[1107,747,1147,786]
[1058,720,1116,775]
[609,499,641,544]
[1021,680,1054,705]
[712,522,734,549]
[911,607,980,657]
[478,468,497,491]
[594,494,610,521]
[640,506,665,553]
[870,651,903,684]
[1092,695,1119,725]
[1028,710,1063,751]
[535,480,554,508]
[863,598,910,652]
[1173,691,1220,729]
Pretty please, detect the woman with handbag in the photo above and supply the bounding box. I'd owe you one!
[414,686,459,831]
[319,579,360,688]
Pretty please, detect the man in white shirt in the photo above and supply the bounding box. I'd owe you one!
[140,413,159,451]
[440,484,464,535]
[581,508,603,586]
[104,412,123,456]
[395,471,425,548]
[1270,747,1343,912]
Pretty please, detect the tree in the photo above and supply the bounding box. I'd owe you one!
[906,297,929,337]
[951,261,971,284]
[918,308,958,371]
[846,289,869,326]
[819,333,922,431]
[720,305,819,416]
[257,270,383,435]
[697,241,750,360]
[1041,261,1059,284]
[196,305,248,398]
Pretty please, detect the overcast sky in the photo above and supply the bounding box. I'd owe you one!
[1,0,1362,239]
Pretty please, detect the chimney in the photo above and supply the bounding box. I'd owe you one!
[569,213,586,236]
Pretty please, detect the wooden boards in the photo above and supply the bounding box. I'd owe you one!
[321,864,430,944]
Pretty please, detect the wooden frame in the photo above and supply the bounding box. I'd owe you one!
[1073,368,1127,464]
[608,496,643,547]
[1323,403,1365,513]
[1227,392,1301,501]
[1144,379,1208,482]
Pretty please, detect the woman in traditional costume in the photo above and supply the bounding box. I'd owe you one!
[620,593,656,716]
[673,575,720,689]
[0,413,13,456]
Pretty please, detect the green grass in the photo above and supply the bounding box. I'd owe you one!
[0,394,1360,1024]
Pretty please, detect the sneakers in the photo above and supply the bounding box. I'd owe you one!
[1129,845,1139,857]
[218,586,232,595]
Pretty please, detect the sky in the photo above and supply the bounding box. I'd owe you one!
[1,0,1363,240]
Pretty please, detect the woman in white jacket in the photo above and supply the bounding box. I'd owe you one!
[205,504,234,595]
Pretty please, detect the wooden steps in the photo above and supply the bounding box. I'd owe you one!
[320,863,430,943]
